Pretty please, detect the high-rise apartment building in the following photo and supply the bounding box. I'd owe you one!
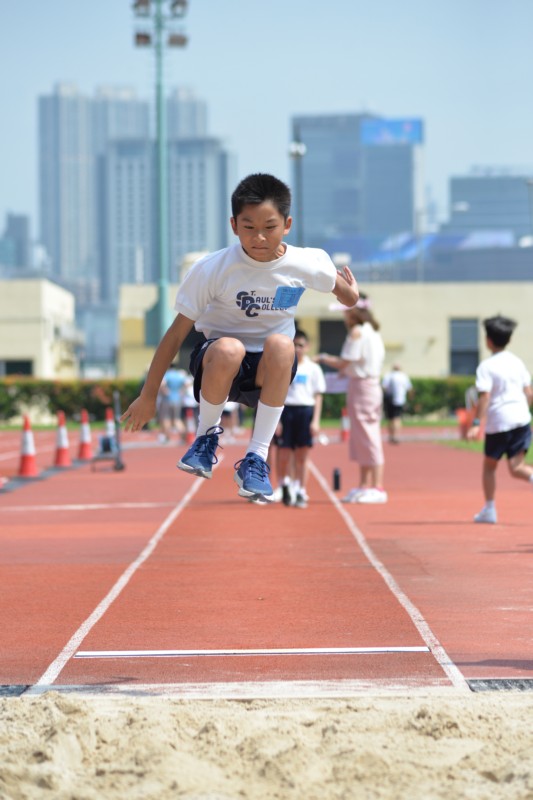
[168,138,235,275]
[39,83,233,300]
[39,84,97,303]
[290,113,423,248]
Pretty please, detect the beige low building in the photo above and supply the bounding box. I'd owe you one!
[0,278,82,378]
[118,279,533,379]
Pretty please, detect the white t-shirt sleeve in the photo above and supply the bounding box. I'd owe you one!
[174,258,213,320]
[305,248,337,293]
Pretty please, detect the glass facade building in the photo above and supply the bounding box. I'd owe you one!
[290,113,422,248]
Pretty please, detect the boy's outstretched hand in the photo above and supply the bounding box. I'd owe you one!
[333,265,359,307]
[120,394,156,432]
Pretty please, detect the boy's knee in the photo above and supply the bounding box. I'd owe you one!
[206,337,245,365]
[263,334,295,361]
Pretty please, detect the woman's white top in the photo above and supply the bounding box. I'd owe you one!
[340,322,385,379]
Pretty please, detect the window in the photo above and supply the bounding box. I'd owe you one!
[449,318,479,375]
[0,360,33,376]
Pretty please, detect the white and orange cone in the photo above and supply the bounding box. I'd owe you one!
[184,407,196,445]
[77,408,93,460]
[341,406,350,443]
[105,406,116,439]
[54,410,72,468]
[18,415,39,478]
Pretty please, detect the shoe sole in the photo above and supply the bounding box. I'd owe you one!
[474,518,496,524]
[177,461,212,479]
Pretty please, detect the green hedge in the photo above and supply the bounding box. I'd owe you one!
[321,375,475,420]
[0,375,476,423]
[0,378,142,422]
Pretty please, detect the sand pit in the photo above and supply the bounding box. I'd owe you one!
[1,691,533,798]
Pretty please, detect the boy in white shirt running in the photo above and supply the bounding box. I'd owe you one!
[467,315,533,524]
[275,329,326,509]
[121,173,358,502]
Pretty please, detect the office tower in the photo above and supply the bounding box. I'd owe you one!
[446,169,533,241]
[290,113,423,247]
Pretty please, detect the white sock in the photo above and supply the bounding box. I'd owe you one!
[196,394,227,437]
[485,500,495,509]
[247,401,284,462]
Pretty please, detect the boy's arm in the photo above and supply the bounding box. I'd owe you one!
[466,391,490,440]
[332,266,359,307]
[524,384,533,406]
[310,393,323,435]
[121,313,195,431]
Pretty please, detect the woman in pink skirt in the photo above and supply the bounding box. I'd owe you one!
[316,297,387,503]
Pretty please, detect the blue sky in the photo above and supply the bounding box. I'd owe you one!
[2,0,533,233]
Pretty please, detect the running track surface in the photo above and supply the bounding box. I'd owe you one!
[1,426,532,697]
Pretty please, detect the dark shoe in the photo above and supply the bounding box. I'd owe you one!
[234,453,273,500]
[177,426,223,479]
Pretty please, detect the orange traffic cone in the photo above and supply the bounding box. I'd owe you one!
[184,407,196,444]
[54,410,72,467]
[77,408,93,460]
[341,406,350,442]
[105,406,116,439]
[18,415,39,478]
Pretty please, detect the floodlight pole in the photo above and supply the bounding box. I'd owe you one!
[154,0,170,340]
[133,0,189,342]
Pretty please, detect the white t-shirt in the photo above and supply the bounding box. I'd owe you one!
[382,370,413,405]
[340,322,385,378]
[285,356,326,406]
[475,350,532,434]
[174,243,336,352]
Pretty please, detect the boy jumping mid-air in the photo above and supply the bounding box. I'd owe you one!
[467,315,533,524]
[121,173,358,502]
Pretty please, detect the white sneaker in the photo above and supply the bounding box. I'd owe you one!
[271,487,283,503]
[474,505,497,524]
[357,488,388,504]
[341,487,366,503]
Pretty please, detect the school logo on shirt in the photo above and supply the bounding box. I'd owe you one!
[236,287,305,317]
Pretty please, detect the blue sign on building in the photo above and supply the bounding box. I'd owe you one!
[360,118,424,145]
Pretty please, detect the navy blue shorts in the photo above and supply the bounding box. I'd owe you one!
[484,424,532,461]
[276,405,315,449]
[189,337,298,409]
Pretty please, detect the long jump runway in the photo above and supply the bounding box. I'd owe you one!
[1,430,531,697]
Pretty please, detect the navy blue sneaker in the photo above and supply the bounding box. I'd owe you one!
[177,426,223,479]
[234,453,273,500]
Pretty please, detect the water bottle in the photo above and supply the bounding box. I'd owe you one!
[333,468,341,491]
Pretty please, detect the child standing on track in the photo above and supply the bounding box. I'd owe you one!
[121,173,358,502]
[275,329,326,509]
[467,315,533,524]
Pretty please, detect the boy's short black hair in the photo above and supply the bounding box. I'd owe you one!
[294,329,308,341]
[483,315,517,348]
[231,173,291,220]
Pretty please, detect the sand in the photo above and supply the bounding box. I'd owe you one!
[1,691,533,799]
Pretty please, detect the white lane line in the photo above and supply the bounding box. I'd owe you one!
[0,445,55,462]
[27,476,205,694]
[1,502,175,512]
[75,646,430,659]
[309,462,470,692]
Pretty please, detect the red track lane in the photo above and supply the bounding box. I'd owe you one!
[0,429,532,691]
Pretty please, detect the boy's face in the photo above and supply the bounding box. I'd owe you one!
[231,201,292,262]
[294,337,308,361]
